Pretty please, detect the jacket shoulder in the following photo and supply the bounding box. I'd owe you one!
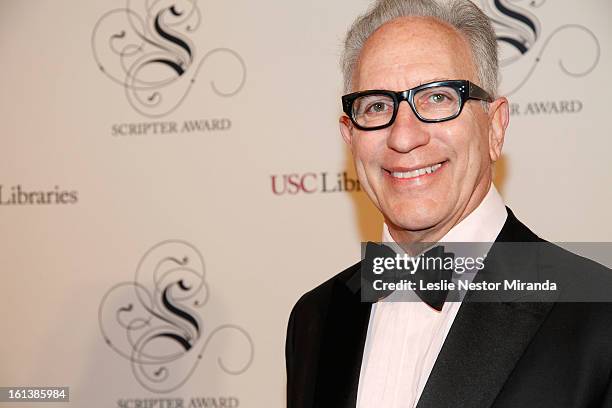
[290,261,361,320]
[285,261,362,408]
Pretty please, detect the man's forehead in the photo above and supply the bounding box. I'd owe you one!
[355,16,476,90]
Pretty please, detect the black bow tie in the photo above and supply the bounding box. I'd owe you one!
[362,241,454,311]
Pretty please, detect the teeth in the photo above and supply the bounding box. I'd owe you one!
[391,163,442,179]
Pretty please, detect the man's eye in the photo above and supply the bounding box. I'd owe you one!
[366,101,390,113]
[429,93,447,103]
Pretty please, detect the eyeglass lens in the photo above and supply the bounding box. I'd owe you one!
[351,86,461,128]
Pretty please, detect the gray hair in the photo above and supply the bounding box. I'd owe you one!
[341,0,498,97]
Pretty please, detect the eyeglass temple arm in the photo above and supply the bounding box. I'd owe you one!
[468,82,493,102]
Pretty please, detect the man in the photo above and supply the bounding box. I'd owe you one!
[286,0,612,407]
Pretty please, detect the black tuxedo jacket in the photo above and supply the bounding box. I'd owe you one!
[286,209,612,408]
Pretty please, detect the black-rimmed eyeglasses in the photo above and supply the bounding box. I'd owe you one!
[341,80,493,131]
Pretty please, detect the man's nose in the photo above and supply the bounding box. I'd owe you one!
[386,101,431,153]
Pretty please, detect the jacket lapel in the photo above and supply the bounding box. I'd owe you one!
[416,208,555,408]
[416,302,552,408]
[313,266,372,408]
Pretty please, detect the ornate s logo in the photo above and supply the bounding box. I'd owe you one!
[99,240,254,393]
[480,0,600,95]
[481,0,541,67]
[92,1,246,118]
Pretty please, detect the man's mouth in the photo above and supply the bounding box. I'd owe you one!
[386,162,444,179]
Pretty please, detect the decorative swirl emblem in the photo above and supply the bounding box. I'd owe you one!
[481,0,541,66]
[99,240,254,393]
[480,0,600,95]
[92,0,246,117]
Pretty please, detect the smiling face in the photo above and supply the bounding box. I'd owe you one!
[340,17,508,243]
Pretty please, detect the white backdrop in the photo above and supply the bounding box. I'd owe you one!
[1,0,610,407]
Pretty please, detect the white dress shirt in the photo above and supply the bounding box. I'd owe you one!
[356,185,508,408]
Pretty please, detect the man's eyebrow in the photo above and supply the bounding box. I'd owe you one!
[417,77,453,85]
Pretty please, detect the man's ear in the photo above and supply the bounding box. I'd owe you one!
[488,97,509,162]
[339,115,354,147]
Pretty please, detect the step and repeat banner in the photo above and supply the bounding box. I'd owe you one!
[1,0,610,407]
